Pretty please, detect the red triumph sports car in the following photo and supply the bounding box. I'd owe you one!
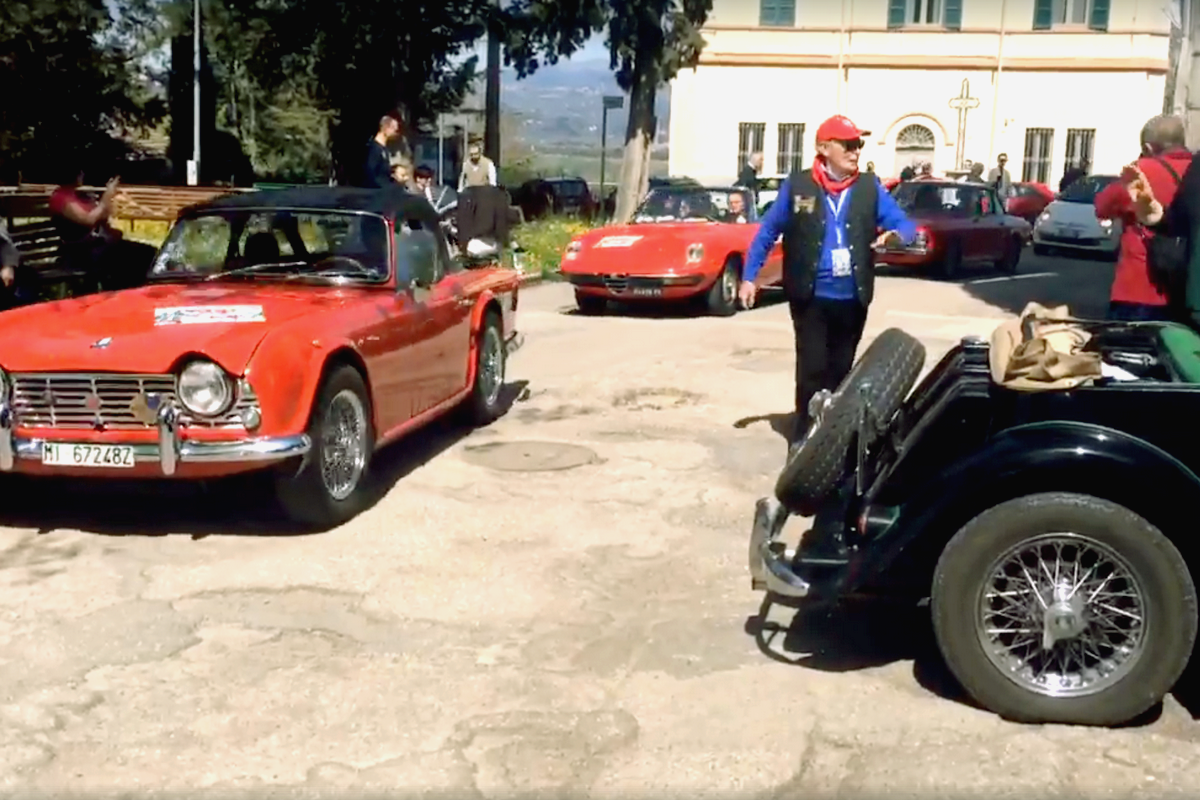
[559,185,783,316]
[873,179,1032,279]
[0,187,522,529]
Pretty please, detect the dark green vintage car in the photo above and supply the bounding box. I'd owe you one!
[750,315,1200,727]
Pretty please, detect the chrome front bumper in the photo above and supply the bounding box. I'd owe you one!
[0,399,310,476]
[748,496,812,598]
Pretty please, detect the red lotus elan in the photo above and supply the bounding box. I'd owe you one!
[559,185,783,316]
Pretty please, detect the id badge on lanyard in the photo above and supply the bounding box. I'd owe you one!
[827,191,852,278]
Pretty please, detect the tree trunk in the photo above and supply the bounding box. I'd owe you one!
[613,56,660,223]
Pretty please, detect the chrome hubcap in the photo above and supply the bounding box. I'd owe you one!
[320,389,368,501]
[479,326,504,408]
[722,264,737,301]
[977,533,1147,698]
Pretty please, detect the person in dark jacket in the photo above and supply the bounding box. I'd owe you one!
[740,114,918,452]
[737,152,763,197]
[363,116,400,188]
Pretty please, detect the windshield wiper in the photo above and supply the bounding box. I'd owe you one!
[204,261,311,281]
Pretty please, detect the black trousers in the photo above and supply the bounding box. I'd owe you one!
[789,296,868,442]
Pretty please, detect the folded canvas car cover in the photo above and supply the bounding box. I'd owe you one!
[988,301,1102,391]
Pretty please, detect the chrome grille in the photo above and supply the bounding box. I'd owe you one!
[10,373,257,430]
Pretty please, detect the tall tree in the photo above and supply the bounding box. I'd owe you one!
[0,0,167,181]
[502,0,711,221]
[276,0,491,184]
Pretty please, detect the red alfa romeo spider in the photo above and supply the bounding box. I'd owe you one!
[559,185,783,316]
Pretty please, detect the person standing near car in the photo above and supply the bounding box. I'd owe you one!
[739,115,918,451]
[988,153,1013,202]
[363,115,400,188]
[1094,114,1191,321]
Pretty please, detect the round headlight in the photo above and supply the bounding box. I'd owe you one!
[178,360,232,416]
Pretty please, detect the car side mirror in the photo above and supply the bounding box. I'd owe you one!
[397,228,439,289]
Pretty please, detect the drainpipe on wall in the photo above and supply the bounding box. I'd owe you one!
[987,0,1008,166]
[837,0,847,112]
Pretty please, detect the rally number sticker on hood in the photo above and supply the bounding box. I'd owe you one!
[595,235,643,248]
[154,305,266,326]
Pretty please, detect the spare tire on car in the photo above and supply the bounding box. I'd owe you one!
[774,328,926,516]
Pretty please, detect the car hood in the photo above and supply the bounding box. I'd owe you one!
[0,282,355,375]
[569,222,733,273]
[1041,200,1106,230]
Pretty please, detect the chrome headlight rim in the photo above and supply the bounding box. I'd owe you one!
[177,359,234,417]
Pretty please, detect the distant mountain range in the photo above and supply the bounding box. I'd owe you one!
[498,57,671,148]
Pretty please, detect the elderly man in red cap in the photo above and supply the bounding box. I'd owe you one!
[740,114,917,454]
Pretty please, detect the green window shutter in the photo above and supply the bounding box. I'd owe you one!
[887,0,907,28]
[1032,0,1053,29]
[1089,0,1110,30]
[944,0,963,29]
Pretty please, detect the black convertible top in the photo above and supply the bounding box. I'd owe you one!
[182,185,439,224]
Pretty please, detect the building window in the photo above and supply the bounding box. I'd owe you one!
[1033,0,1109,30]
[1064,128,1096,173]
[777,123,805,175]
[887,0,963,29]
[1022,128,1055,183]
[759,0,795,27]
[737,122,766,177]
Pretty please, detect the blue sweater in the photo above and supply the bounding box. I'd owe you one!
[744,175,918,300]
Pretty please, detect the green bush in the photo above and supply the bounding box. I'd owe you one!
[513,216,594,278]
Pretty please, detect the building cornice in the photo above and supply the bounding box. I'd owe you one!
[695,51,1169,73]
[701,23,1170,37]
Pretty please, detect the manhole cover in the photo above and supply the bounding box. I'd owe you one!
[461,440,600,472]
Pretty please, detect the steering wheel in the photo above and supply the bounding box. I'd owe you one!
[313,255,367,273]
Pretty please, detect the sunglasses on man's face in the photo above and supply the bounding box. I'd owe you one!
[835,139,865,152]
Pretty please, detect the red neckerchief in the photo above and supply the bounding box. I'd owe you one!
[811,156,859,195]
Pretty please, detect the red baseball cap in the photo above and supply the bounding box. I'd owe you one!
[816,115,870,141]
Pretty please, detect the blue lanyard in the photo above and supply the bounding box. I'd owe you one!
[826,191,849,248]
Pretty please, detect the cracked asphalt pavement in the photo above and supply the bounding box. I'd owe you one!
[2,252,1200,797]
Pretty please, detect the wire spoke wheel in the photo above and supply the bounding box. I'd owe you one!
[479,324,504,409]
[320,388,369,501]
[976,532,1147,699]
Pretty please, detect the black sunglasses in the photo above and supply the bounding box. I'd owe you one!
[835,139,865,152]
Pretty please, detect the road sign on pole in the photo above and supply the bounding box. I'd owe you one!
[599,95,624,215]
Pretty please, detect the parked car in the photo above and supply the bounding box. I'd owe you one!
[754,176,786,215]
[1005,181,1055,225]
[1032,175,1121,259]
[750,313,1200,726]
[873,180,1032,278]
[0,186,522,528]
[559,185,782,316]
[542,177,598,219]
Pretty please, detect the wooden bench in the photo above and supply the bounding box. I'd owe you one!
[6,221,93,299]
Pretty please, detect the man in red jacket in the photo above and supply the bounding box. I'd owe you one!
[1094,115,1192,321]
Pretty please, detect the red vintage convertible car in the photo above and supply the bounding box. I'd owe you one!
[0,187,522,528]
[1005,181,1055,225]
[874,180,1032,279]
[560,185,783,316]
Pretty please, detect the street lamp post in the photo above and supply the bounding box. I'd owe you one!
[599,95,624,213]
[189,0,201,186]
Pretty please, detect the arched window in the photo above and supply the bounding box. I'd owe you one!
[895,124,936,150]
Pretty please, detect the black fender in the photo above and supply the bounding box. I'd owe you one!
[853,420,1200,594]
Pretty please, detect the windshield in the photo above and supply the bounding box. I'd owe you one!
[633,187,754,223]
[150,209,391,283]
[891,182,996,216]
[1057,175,1118,203]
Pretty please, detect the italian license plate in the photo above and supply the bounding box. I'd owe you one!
[631,287,663,297]
[42,442,137,469]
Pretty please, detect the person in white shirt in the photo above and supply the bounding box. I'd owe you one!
[459,142,497,190]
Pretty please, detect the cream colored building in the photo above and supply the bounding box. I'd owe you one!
[668,0,1174,188]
